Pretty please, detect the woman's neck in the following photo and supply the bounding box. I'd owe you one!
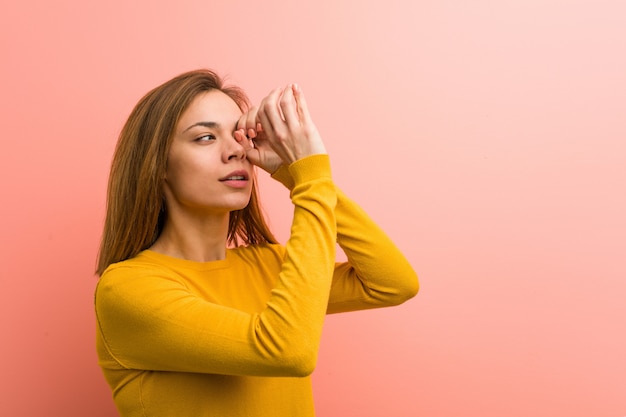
[150,210,230,262]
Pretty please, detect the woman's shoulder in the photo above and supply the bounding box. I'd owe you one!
[96,252,172,292]
[101,250,171,275]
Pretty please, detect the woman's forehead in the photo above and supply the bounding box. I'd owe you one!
[179,90,242,128]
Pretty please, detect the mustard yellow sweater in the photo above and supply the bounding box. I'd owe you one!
[95,155,418,417]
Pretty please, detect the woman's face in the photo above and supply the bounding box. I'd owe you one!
[163,89,253,215]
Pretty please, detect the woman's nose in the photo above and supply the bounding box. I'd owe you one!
[225,136,246,161]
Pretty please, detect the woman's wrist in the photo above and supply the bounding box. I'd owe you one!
[287,154,332,186]
[271,164,295,189]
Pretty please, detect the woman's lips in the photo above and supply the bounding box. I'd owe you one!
[219,170,250,188]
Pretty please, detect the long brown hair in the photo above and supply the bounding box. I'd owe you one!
[96,69,277,276]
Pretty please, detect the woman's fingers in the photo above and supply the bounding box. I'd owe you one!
[237,107,259,139]
[246,108,258,139]
[292,83,313,126]
[280,84,300,130]
[234,129,253,153]
[293,85,327,156]
[256,96,277,141]
[259,87,286,135]
[253,83,326,164]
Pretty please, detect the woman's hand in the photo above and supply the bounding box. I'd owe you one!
[234,84,326,173]
[234,108,282,174]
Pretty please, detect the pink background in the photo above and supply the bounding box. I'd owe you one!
[1,1,624,416]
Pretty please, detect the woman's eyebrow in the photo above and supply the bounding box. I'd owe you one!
[183,121,220,133]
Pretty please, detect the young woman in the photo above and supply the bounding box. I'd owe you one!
[95,69,418,417]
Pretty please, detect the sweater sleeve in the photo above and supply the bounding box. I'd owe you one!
[272,165,419,314]
[95,155,336,377]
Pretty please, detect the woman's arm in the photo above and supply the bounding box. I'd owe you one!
[326,188,419,313]
[271,167,419,314]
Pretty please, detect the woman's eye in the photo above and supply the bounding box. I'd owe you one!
[196,134,216,142]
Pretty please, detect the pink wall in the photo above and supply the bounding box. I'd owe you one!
[1,1,624,416]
